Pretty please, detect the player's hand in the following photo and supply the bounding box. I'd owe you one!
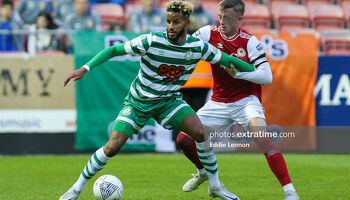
[225,63,238,77]
[63,67,88,87]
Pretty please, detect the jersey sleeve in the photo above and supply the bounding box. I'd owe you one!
[192,25,211,42]
[124,33,152,55]
[247,36,268,68]
[201,41,222,64]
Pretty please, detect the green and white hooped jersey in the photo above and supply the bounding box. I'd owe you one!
[124,32,222,100]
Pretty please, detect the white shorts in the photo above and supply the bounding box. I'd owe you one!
[197,95,265,129]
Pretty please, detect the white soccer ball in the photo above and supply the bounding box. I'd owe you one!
[93,174,123,200]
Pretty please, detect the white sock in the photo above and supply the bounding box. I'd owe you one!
[198,168,206,175]
[196,140,220,189]
[72,147,110,192]
[72,174,88,192]
[283,183,296,192]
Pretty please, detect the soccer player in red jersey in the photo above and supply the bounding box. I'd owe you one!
[177,0,299,199]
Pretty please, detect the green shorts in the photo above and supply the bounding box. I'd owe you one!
[112,94,196,136]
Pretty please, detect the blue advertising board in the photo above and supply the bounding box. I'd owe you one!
[315,56,350,126]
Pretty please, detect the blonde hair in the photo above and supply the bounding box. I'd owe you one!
[165,0,193,19]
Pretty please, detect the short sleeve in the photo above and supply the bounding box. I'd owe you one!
[124,33,152,55]
[192,25,211,43]
[247,36,268,67]
[201,41,222,64]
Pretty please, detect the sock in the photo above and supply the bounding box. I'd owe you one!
[196,140,220,189]
[283,183,296,192]
[198,168,206,175]
[176,132,205,170]
[72,147,110,192]
[264,151,292,187]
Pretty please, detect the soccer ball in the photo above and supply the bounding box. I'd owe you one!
[93,174,123,200]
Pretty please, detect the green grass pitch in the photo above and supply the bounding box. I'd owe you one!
[0,153,349,200]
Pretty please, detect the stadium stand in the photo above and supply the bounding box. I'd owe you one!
[92,3,124,31]
[123,0,143,29]
[321,34,350,54]
[304,0,332,9]
[270,0,298,13]
[242,3,271,31]
[342,1,350,27]
[273,4,309,30]
[201,0,220,22]
[309,4,345,31]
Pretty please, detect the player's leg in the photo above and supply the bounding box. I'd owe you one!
[59,130,129,200]
[176,132,207,192]
[169,100,239,199]
[179,114,239,200]
[236,95,299,200]
[248,118,299,200]
[176,132,205,170]
[179,100,234,191]
[176,88,209,181]
[60,104,143,200]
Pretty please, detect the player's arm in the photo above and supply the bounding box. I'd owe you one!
[192,25,211,42]
[62,44,127,86]
[233,36,273,84]
[200,41,255,72]
[218,51,255,72]
[63,34,151,86]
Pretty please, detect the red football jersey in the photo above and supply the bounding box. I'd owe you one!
[194,25,264,103]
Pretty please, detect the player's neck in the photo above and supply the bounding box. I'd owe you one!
[223,27,240,38]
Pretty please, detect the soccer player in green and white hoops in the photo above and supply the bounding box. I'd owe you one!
[59,1,254,199]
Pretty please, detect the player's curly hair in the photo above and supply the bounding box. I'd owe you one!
[165,0,193,19]
[218,0,245,18]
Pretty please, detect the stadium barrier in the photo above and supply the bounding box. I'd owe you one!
[0,54,76,133]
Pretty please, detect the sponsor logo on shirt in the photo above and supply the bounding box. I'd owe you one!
[217,43,224,49]
[256,43,263,51]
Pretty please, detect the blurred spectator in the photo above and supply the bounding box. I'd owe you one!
[0,0,18,51]
[189,0,215,27]
[89,0,126,6]
[109,21,125,31]
[65,0,101,31]
[54,0,74,27]
[14,0,52,28]
[28,12,62,55]
[187,18,201,35]
[129,0,167,33]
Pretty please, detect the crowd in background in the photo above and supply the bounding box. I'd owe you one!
[0,0,216,53]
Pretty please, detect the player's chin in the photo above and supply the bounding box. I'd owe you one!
[168,32,177,39]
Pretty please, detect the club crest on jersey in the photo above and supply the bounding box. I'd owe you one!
[184,50,194,60]
[122,106,132,116]
[236,48,246,57]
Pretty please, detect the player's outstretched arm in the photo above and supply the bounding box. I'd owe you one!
[234,62,273,84]
[62,44,127,87]
[63,67,88,87]
[85,44,127,71]
[218,51,255,72]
